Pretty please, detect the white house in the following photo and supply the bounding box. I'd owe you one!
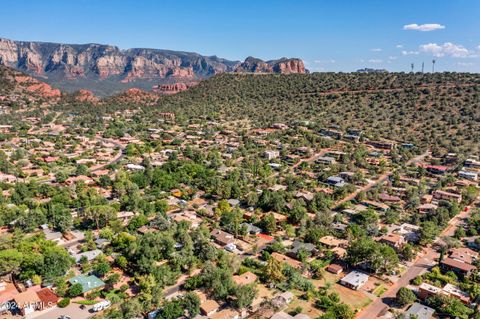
[340,271,369,290]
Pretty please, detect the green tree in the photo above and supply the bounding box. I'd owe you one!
[261,213,277,234]
[264,256,284,283]
[68,283,83,297]
[396,287,416,306]
[419,221,439,245]
[232,283,257,309]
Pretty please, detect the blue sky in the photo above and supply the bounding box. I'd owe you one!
[1,0,479,72]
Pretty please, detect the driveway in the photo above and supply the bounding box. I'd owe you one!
[27,304,94,319]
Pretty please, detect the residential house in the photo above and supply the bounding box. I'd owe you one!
[320,129,343,139]
[418,283,441,300]
[36,288,59,309]
[379,233,405,250]
[71,249,102,263]
[233,272,257,286]
[425,165,448,175]
[367,140,395,150]
[117,211,135,225]
[326,176,345,188]
[316,156,336,165]
[421,194,433,204]
[361,200,389,212]
[440,257,476,276]
[211,229,235,246]
[264,150,280,160]
[271,252,303,270]
[126,163,145,171]
[13,289,41,316]
[340,271,369,290]
[271,311,294,319]
[273,291,294,306]
[418,203,438,214]
[210,309,239,319]
[271,312,311,319]
[287,241,319,259]
[326,264,344,275]
[459,170,478,181]
[404,303,435,319]
[241,223,262,235]
[465,159,480,168]
[396,223,420,243]
[378,193,402,204]
[450,247,478,264]
[43,228,63,243]
[433,190,462,203]
[331,247,347,259]
[68,275,105,295]
[0,281,19,313]
[200,299,220,316]
[319,236,348,248]
[443,283,470,304]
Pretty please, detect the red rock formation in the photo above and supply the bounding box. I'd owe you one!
[273,59,306,74]
[110,88,160,105]
[25,83,61,98]
[235,57,306,74]
[74,89,100,103]
[15,75,61,98]
[152,82,198,95]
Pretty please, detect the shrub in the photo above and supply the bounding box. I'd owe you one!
[58,298,71,308]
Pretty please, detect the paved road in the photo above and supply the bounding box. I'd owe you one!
[333,151,430,209]
[292,149,331,170]
[356,202,473,319]
[164,269,201,299]
[90,138,125,173]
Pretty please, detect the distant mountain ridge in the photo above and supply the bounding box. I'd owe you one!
[0,38,306,96]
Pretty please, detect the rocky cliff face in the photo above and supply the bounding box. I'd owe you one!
[0,38,306,96]
[234,56,306,74]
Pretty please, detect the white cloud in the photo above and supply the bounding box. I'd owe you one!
[419,42,471,58]
[403,23,445,32]
[396,44,403,48]
[457,62,474,66]
[314,59,336,64]
[370,48,382,52]
[388,56,398,60]
[401,50,419,56]
[368,59,383,63]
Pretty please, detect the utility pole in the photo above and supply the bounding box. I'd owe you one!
[421,62,424,73]
[410,63,414,73]
[432,59,436,73]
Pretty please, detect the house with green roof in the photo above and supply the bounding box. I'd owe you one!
[68,275,105,295]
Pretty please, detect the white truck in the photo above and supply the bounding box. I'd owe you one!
[92,300,111,312]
